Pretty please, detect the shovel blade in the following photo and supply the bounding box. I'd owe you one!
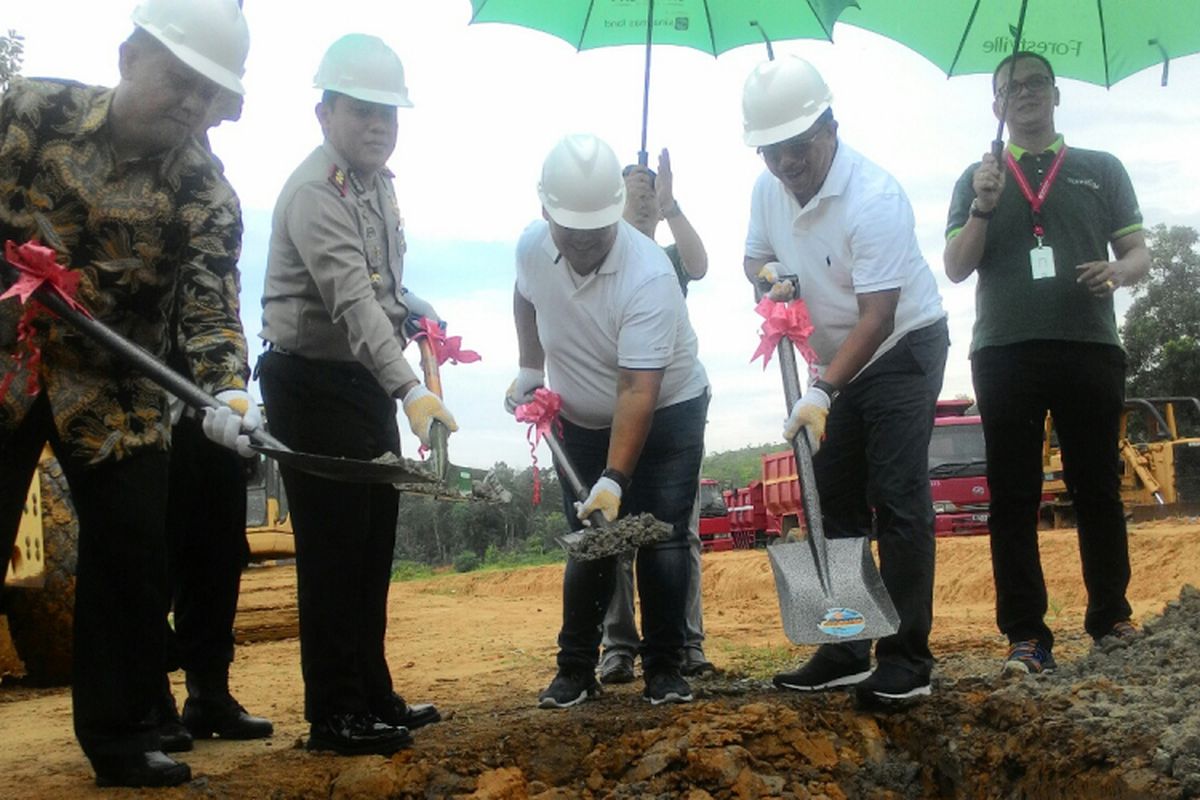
[767,537,899,645]
[555,513,674,561]
[252,444,437,485]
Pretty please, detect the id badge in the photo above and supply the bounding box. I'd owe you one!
[1029,246,1056,280]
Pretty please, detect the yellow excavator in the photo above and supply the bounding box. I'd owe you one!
[1041,396,1200,524]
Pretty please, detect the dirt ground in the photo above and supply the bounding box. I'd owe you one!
[2,518,1199,799]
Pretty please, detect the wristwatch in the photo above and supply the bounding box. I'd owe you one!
[812,379,840,402]
[969,199,995,220]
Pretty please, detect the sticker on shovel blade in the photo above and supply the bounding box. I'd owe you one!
[818,608,866,638]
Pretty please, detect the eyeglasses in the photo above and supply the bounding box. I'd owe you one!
[757,123,828,164]
[995,74,1053,100]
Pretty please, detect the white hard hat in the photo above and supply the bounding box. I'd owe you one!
[742,55,832,148]
[315,34,413,108]
[538,134,626,230]
[131,0,249,97]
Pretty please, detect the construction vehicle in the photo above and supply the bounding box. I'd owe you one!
[697,478,734,552]
[928,399,990,536]
[1042,396,1200,524]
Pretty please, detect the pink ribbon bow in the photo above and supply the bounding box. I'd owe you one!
[411,316,481,366]
[1,240,92,400]
[749,296,820,379]
[514,387,563,506]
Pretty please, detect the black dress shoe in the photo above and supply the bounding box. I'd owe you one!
[158,718,195,753]
[92,750,191,788]
[307,712,412,756]
[376,693,442,730]
[183,696,274,740]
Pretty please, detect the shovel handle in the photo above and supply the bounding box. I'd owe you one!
[415,335,451,481]
[1,256,290,454]
[776,337,834,596]
[542,426,608,530]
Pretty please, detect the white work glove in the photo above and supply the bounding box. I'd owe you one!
[201,389,262,458]
[575,476,623,525]
[504,367,545,415]
[402,290,440,324]
[402,385,459,448]
[757,261,796,302]
[783,385,832,455]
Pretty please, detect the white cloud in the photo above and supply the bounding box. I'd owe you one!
[8,1,1199,470]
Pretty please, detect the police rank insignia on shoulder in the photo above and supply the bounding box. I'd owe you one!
[329,165,348,197]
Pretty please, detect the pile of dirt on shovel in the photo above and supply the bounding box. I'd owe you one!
[214,586,1200,800]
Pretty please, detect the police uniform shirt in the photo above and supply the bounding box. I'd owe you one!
[261,143,419,397]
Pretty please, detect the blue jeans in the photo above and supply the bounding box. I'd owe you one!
[972,340,1130,648]
[554,392,708,675]
[814,319,948,678]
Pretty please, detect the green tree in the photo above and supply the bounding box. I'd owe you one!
[1123,225,1200,399]
[0,30,23,91]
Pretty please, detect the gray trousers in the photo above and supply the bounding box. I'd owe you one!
[601,486,705,661]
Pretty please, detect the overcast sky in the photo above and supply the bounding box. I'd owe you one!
[8,1,1200,471]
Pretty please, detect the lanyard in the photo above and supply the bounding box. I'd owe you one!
[1005,145,1067,245]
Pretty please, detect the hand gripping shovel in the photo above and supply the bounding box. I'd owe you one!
[767,337,899,644]
[1,255,435,486]
[541,427,673,561]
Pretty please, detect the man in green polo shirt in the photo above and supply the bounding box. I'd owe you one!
[943,50,1151,676]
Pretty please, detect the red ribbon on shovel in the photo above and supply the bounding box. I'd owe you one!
[1,240,92,400]
[514,387,563,506]
[749,296,820,380]
[410,315,481,366]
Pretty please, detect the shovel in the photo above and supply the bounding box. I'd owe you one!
[541,426,672,561]
[767,336,899,644]
[414,333,451,483]
[1,255,436,486]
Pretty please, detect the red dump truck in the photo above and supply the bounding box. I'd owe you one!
[929,399,990,536]
[697,478,734,552]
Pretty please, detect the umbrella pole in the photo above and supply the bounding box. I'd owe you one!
[992,0,1030,160]
[638,0,654,166]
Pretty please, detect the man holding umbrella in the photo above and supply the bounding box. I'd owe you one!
[741,55,948,706]
[507,133,710,708]
[943,51,1150,675]
[0,0,257,786]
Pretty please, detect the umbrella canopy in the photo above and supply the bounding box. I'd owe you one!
[468,0,855,164]
[838,0,1200,156]
[839,0,1200,88]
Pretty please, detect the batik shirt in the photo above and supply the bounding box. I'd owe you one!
[0,78,247,464]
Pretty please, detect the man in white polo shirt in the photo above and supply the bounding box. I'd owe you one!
[507,133,710,709]
[741,56,949,706]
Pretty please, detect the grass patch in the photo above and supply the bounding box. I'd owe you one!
[390,560,438,583]
[715,643,802,681]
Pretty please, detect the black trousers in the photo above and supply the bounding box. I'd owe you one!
[555,392,708,675]
[972,340,1131,649]
[257,350,400,723]
[165,415,249,676]
[0,394,169,760]
[815,319,948,678]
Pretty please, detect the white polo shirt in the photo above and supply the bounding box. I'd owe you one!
[745,141,945,371]
[515,220,709,429]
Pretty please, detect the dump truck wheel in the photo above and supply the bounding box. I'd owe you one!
[5,456,77,686]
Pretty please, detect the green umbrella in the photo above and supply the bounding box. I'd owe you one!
[838,0,1200,154]
[468,0,854,165]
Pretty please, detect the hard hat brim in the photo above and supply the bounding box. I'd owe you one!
[321,84,414,108]
[538,192,625,231]
[743,102,829,148]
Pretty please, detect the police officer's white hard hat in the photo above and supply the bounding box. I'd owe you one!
[315,34,413,108]
[538,134,626,231]
[131,0,250,97]
[742,55,832,148]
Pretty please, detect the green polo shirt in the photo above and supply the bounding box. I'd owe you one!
[946,136,1142,354]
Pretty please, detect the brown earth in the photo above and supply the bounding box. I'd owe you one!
[2,518,1199,799]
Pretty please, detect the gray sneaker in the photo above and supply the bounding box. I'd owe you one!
[680,648,716,678]
[599,652,636,685]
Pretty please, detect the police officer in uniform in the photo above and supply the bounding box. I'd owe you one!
[257,34,455,756]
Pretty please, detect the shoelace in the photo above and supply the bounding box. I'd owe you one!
[1007,641,1048,662]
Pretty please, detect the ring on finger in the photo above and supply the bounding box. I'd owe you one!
[1104,279,1115,291]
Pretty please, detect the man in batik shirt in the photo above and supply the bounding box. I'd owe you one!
[0,0,254,788]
